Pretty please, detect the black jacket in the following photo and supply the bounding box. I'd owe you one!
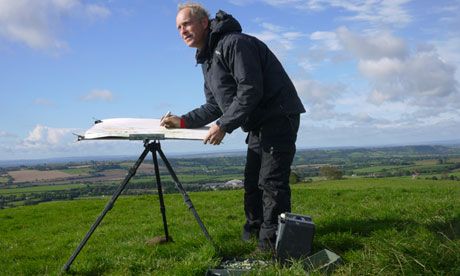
[182,11,305,133]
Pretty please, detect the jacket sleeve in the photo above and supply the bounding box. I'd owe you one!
[216,37,264,133]
[181,82,223,128]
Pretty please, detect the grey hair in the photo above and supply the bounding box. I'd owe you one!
[177,2,210,20]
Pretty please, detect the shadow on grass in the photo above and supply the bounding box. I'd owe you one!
[62,256,114,276]
[317,216,418,236]
[213,232,256,258]
[314,216,420,253]
[64,265,112,276]
[427,214,460,240]
[314,213,460,255]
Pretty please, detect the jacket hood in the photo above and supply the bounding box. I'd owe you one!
[210,10,242,36]
[196,10,242,64]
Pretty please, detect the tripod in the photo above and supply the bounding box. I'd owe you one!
[61,139,215,272]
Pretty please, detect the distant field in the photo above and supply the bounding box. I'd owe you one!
[8,170,73,183]
[0,184,86,195]
[351,165,407,173]
[120,162,159,174]
[419,171,460,179]
[2,145,459,211]
[60,168,93,175]
[414,159,439,165]
[151,173,243,184]
[352,163,453,174]
[411,164,453,171]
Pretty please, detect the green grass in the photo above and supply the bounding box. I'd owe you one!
[0,184,86,195]
[351,164,455,175]
[351,165,408,173]
[130,174,243,184]
[0,176,9,183]
[1,178,459,275]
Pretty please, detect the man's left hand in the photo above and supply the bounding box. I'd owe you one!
[204,124,226,145]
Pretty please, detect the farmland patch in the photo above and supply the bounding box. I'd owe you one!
[8,170,73,183]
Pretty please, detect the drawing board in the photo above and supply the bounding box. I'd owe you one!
[79,118,209,141]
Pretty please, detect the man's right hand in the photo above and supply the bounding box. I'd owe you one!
[160,115,181,128]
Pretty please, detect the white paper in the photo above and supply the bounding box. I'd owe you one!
[80,118,209,141]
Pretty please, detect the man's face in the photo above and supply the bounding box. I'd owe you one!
[176,8,208,50]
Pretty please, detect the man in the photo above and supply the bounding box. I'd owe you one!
[162,2,305,253]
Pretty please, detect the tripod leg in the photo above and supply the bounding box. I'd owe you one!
[61,144,151,272]
[156,146,216,248]
[151,147,170,241]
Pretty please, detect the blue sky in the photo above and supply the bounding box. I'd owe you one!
[0,0,459,161]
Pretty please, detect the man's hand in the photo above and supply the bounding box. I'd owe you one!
[160,115,181,128]
[204,124,226,145]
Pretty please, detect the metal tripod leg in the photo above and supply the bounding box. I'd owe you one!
[151,143,170,241]
[61,142,151,272]
[156,144,216,248]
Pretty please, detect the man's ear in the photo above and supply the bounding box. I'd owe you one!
[200,17,209,29]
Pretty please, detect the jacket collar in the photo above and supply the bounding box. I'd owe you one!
[195,10,242,64]
[196,32,211,65]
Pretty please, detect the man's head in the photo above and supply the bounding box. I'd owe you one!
[176,2,210,50]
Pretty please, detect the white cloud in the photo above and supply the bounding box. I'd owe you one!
[249,30,281,43]
[336,26,408,60]
[260,22,286,32]
[293,77,346,120]
[0,124,134,160]
[228,0,257,5]
[0,124,130,160]
[256,0,413,27]
[431,37,460,81]
[336,27,459,107]
[310,31,340,51]
[0,0,111,51]
[86,4,111,20]
[249,20,306,55]
[298,60,315,71]
[358,58,404,79]
[283,32,306,40]
[297,117,460,149]
[23,125,75,147]
[81,89,115,102]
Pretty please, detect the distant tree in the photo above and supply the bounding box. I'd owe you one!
[289,171,300,184]
[319,166,343,180]
[441,172,449,180]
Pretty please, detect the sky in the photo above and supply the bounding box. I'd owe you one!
[0,0,459,161]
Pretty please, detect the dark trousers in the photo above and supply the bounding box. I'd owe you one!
[243,114,300,249]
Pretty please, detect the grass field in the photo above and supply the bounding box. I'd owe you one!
[351,164,453,174]
[0,184,87,195]
[7,170,73,183]
[60,168,94,175]
[1,178,459,275]
[350,165,408,173]
[128,174,243,184]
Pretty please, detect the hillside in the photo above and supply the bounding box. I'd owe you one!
[1,178,459,275]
